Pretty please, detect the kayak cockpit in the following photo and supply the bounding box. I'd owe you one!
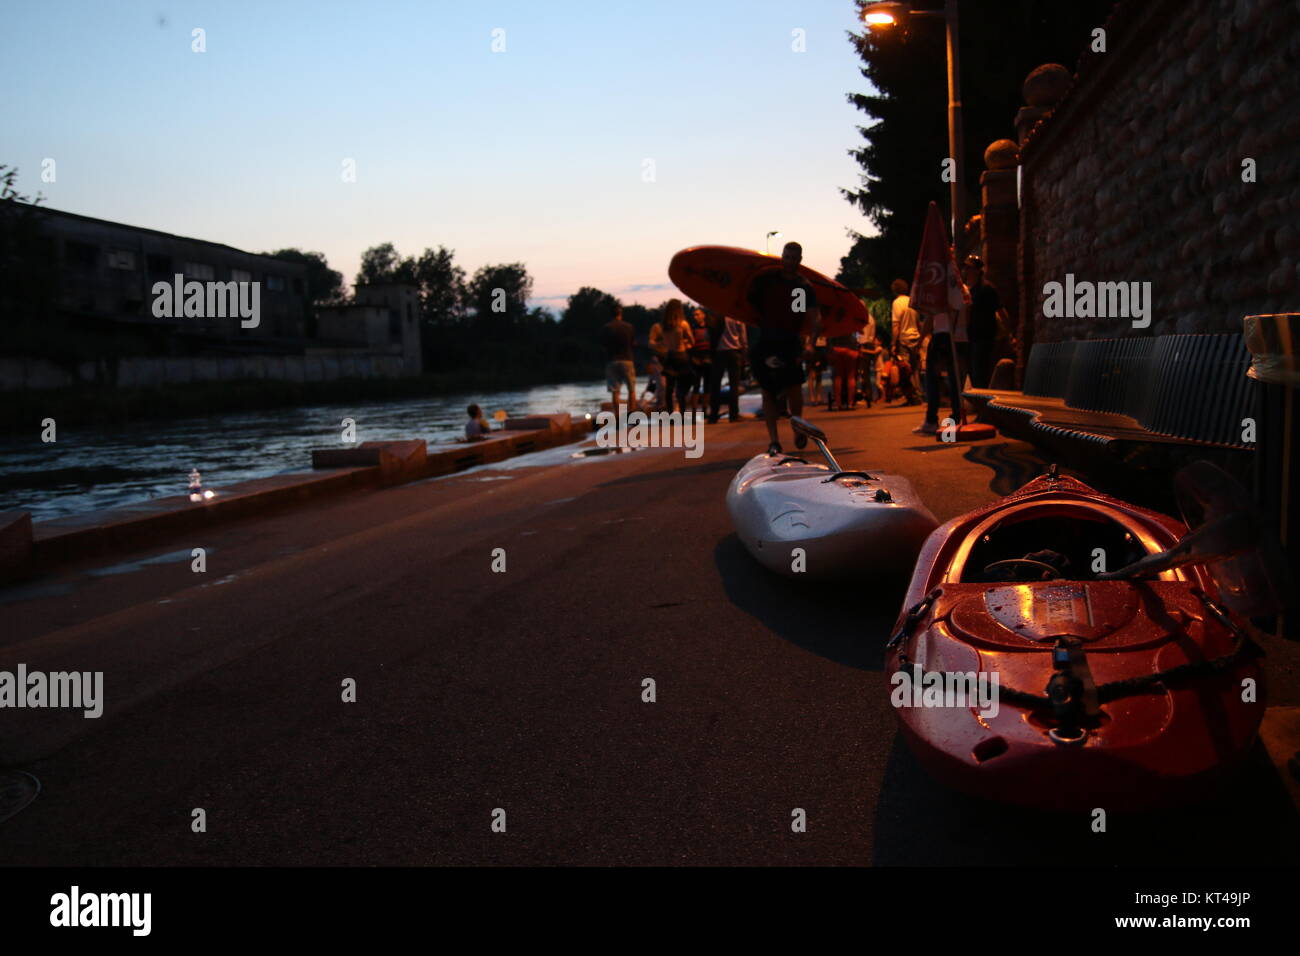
[944,499,1185,584]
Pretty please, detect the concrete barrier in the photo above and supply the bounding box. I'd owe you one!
[29,421,597,571]
[32,467,379,569]
[311,439,428,486]
[504,413,571,431]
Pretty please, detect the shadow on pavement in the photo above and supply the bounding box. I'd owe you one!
[901,443,970,454]
[712,533,905,671]
[872,735,1300,865]
[962,441,1051,497]
[597,456,750,488]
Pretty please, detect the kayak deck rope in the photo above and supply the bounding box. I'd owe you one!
[889,589,1262,716]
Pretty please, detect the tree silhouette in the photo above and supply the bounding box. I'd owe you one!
[841,0,1115,284]
[465,263,533,337]
[561,286,621,337]
[264,248,344,305]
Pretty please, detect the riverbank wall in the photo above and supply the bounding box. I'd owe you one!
[2,414,595,580]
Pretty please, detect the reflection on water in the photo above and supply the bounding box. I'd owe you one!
[0,381,608,522]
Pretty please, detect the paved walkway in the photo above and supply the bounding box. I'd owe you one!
[3,399,1297,864]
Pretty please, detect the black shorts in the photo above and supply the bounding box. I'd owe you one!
[750,340,804,395]
[663,351,690,376]
[689,353,712,390]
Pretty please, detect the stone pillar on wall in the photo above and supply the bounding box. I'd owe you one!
[980,138,1020,357]
[1016,64,1071,146]
[1015,64,1071,381]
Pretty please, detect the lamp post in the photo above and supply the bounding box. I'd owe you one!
[862,1,965,255]
[765,230,782,255]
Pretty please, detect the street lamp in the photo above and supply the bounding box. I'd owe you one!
[862,0,965,254]
[765,230,782,255]
[862,1,909,27]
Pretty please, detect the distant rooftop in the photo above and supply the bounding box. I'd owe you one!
[31,204,292,264]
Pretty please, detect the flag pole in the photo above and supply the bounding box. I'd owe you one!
[948,318,968,427]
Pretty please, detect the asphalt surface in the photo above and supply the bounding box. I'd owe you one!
[3,400,1298,865]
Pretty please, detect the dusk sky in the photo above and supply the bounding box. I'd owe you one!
[3,0,878,311]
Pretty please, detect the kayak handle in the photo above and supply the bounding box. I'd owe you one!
[822,471,876,483]
[790,416,843,472]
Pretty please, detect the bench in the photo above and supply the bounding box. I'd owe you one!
[964,333,1256,471]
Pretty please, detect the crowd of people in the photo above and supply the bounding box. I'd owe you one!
[596,241,1017,453]
[600,299,752,424]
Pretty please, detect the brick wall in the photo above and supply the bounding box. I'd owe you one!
[1018,0,1300,347]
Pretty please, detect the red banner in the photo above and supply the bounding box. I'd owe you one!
[909,201,969,316]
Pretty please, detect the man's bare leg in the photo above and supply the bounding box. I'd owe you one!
[786,384,804,445]
[762,392,781,448]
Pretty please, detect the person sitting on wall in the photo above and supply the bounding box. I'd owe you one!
[464,404,493,442]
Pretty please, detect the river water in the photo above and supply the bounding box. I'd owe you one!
[0,381,611,522]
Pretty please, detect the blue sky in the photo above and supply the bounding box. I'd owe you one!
[2,0,878,310]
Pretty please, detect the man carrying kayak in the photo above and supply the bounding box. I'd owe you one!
[746,240,822,455]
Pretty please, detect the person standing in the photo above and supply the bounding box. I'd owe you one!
[961,255,1008,389]
[866,285,893,356]
[890,278,923,405]
[806,332,828,405]
[747,241,820,454]
[912,308,961,435]
[827,327,860,411]
[856,315,882,406]
[708,314,748,423]
[687,307,714,414]
[640,355,665,410]
[600,303,637,411]
[648,307,670,369]
[650,299,693,414]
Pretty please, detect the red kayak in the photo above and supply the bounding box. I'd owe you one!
[885,464,1282,812]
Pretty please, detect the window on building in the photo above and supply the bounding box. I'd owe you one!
[232,269,253,283]
[292,277,304,295]
[184,261,215,280]
[107,250,136,270]
[389,309,400,339]
[66,240,99,270]
[265,275,286,292]
[147,254,173,274]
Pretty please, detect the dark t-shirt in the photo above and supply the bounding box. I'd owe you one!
[689,323,712,355]
[747,271,818,340]
[601,319,635,361]
[968,283,1001,344]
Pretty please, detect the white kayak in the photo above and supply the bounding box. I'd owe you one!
[726,418,939,579]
